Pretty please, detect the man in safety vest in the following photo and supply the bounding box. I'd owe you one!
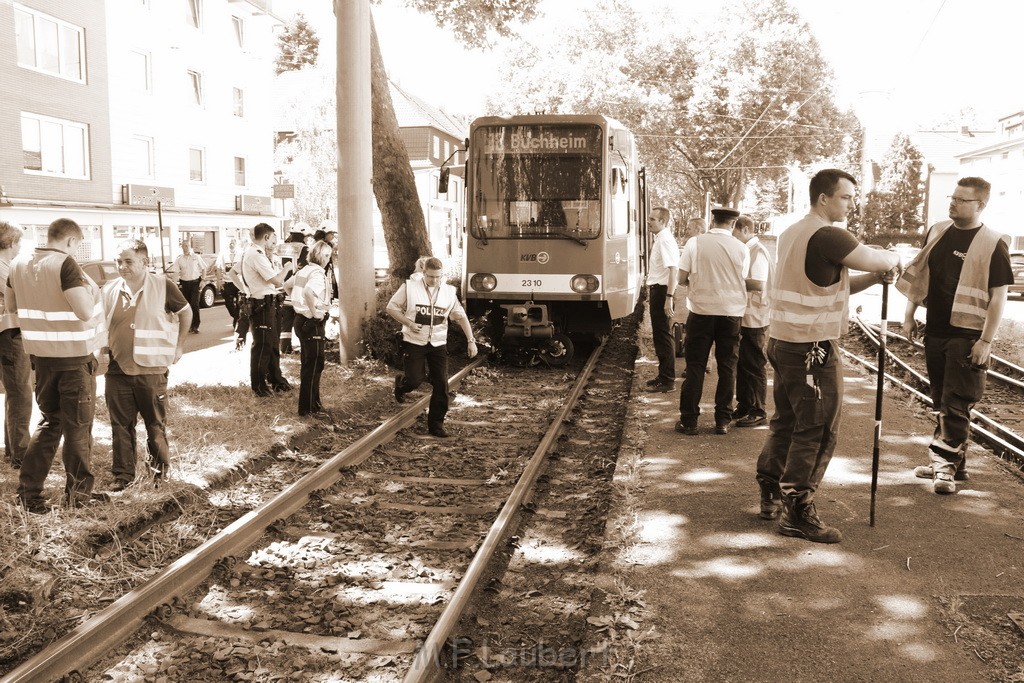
[8,218,107,513]
[386,257,478,438]
[675,207,749,436]
[0,220,32,469]
[897,176,1013,495]
[755,169,899,543]
[732,214,775,428]
[101,240,191,491]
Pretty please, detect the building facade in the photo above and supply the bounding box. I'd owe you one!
[0,0,282,265]
[954,112,1024,249]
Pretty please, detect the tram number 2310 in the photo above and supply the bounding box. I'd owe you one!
[521,279,543,288]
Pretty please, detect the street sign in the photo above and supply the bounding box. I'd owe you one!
[273,183,295,199]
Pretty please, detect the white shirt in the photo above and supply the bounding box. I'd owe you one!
[240,245,280,298]
[746,236,769,283]
[174,253,207,281]
[648,228,680,286]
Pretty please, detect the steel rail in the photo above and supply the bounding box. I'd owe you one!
[0,357,487,683]
[859,319,1024,391]
[403,342,606,683]
[842,342,1024,470]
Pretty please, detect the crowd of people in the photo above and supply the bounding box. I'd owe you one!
[647,170,1010,544]
[0,218,341,513]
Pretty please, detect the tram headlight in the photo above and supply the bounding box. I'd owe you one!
[470,273,497,292]
[570,274,599,293]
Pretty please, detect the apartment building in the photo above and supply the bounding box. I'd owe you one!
[0,0,282,265]
[954,111,1024,249]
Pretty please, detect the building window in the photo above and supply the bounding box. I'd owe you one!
[131,136,154,178]
[21,112,89,179]
[234,157,246,186]
[187,70,203,106]
[189,147,204,182]
[130,50,151,92]
[233,87,244,117]
[433,135,440,160]
[14,5,85,82]
[232,16,244,48]
[444,140,450,162]
[186,0,202,28]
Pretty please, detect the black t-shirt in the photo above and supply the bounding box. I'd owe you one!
[805,226,860,287]
[925,225,1014,337]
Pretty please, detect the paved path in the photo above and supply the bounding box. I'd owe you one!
[591,321,1024,682]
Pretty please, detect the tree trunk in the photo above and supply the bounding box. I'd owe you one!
[370,15,432,282]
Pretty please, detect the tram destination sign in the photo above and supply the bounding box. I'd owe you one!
[480,125,601,156]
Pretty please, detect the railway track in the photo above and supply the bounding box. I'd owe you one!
[2,318,639,683]
[843,318,1024,472]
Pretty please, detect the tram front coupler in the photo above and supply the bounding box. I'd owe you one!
[500,302,554,339]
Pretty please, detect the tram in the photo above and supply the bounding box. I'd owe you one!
[462,114,649,365]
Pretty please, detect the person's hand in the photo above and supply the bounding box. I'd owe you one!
[904,315,920,343]
[663,299,674,317]
[467,340,479,358]
[880,264,901,285]
[970,338,992,367]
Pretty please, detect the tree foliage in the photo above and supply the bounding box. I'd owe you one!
[859,133,925,243]
[486,0,860,220]
[275,12,320,75]
[400,0,542,47]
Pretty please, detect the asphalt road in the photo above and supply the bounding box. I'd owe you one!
[181,302,235,354]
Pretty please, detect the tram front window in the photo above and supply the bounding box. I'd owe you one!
[470,126,602,240]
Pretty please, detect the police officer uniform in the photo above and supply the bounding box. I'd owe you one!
[240,243,289,396]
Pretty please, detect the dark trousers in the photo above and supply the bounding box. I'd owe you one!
[250,297,286,392]
[236,296,251,340]
[279,305,295,353]
[736,325,768,419]
[755,338,843,503]
[0,330,33,467]
[678,312,741,425]
[179,278,201,331]
[223,282,241,325]
[648,284,675,383]
[924,335,986,466]
[294,316,326,414]
[105,371,170,482]
[17,359,97,505]
[396,341,449,428]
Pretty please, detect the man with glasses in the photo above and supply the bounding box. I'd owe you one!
[898,177,1013,494]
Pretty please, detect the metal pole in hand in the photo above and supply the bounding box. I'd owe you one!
[869,280,889,527]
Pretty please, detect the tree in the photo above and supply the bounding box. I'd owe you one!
[859,133,925,243]
[275,12,319,75]
[485,0,858,220]
[367,0,542,280]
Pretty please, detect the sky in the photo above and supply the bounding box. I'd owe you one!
[286,0,1024,140]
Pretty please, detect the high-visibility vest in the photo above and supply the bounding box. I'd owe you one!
[402,278,457,346]
[685,231,748,317]
[769,216,849,343]
[10,249,106,357]
[895,221,1008,331]
[0,259,19,333]
[743,238,775,329]
[292,264,328,319]
[102,273,179,368]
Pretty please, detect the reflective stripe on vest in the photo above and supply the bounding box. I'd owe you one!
[403,279,456,346]
[685,232,748,317]
[896,221,1007,331]
[769,215,849,343]
[743,240,774,329]
[12,250,106,357]
[102,273,178,367]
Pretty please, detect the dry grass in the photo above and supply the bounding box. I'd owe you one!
[0,343,395,670]
[996,318,1024,367]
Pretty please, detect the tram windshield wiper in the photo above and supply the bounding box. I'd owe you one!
[550,230,587,246]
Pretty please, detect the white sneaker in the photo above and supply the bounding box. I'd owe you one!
[933,470,956,495]
[913,464,969,481]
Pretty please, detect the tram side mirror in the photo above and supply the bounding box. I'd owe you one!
[438,167,450,194]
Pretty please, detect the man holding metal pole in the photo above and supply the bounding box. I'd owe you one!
[897,176,1013,495]
[754,169,899,543]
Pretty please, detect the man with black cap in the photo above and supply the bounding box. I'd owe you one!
[675,207,749,436]
[755,169,900,544]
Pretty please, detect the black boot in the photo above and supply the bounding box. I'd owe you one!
[758,480,781,520]
[778,496,841,544]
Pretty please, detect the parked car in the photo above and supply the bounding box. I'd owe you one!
[1011,250,1024,299]
[80,260,120,288]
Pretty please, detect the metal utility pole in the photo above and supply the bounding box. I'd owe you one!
[336,0,374,363]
